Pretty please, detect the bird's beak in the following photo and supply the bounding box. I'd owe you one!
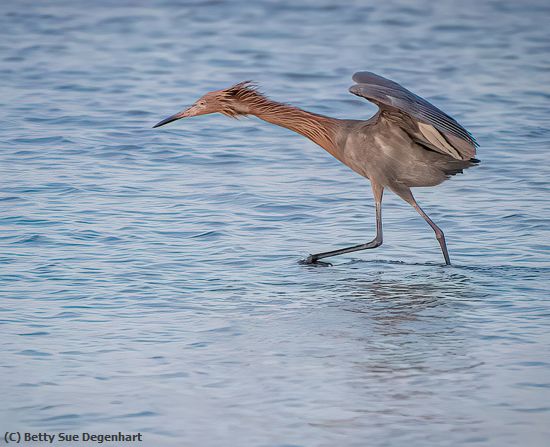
[153,104,198,128]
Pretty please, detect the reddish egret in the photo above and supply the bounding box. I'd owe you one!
[154,72,479,265]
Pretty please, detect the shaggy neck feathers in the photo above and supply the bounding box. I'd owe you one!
[223,82,340,156]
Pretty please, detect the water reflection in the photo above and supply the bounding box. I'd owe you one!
[323,267,483,377]
[273,267,490,439]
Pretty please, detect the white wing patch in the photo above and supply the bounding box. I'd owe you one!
[418,122,462,160]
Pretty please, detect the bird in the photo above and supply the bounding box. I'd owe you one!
[153,72,479,266]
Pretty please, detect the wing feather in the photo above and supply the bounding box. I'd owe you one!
[418,122,461,159]
[350,71,478,160]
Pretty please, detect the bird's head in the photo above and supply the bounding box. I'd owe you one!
[153,81,261,128]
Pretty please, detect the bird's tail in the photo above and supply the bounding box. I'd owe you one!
[443,157,480,176]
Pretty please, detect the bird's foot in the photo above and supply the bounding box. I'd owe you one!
[299,255,333,267]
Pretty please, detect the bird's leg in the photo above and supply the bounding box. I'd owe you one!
[413,203,451,265]
[391,186,451,265]
[301,184,383,265]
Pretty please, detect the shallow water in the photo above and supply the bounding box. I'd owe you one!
[1,0,550,446]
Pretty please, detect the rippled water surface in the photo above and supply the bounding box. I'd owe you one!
[1,0,550,446]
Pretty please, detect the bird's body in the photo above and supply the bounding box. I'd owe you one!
[154,72,479,265]
[341,115,477,188]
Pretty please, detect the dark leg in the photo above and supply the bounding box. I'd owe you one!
[301,183,384,265]
[391,186,451,265]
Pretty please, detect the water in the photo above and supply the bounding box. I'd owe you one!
[1,0,549,445]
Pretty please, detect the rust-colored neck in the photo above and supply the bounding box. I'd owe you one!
[246,98,341,157]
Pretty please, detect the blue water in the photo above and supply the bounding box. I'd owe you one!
[1,0,550,446]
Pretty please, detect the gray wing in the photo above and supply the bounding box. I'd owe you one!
[350,71,478,160]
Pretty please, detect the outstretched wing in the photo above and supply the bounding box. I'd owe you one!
[350,71,478,160]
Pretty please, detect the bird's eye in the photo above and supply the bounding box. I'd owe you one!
[198,101,206,106]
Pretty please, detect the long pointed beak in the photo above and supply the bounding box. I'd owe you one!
[153,106,194,128]
[153,113,182,128]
